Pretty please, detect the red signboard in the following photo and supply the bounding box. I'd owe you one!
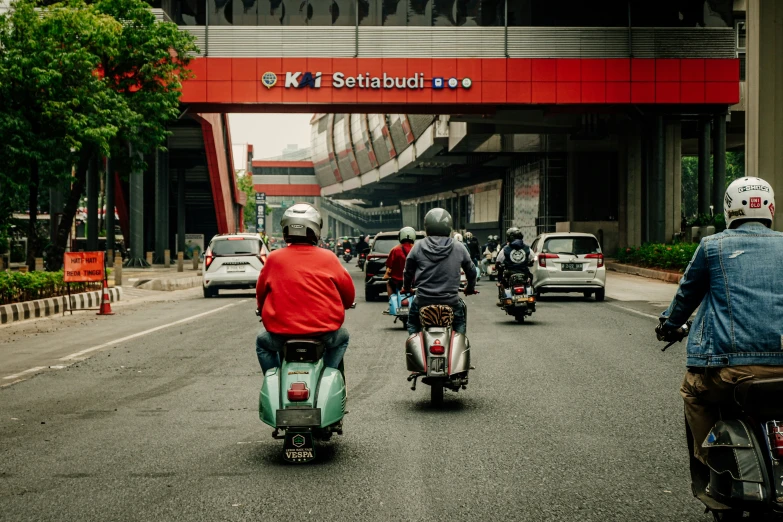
[63,252,105,283]
[181,57,741,106]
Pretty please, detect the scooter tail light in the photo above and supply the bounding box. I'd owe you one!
[538,253,559,267]
[585,253,604,268]
[287,382,309,402]
[513,286,525,295]
[768,422,783,458]
[401,299,409,306]
[429,343,445,355]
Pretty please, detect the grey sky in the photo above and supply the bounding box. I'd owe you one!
[229,113,312,169]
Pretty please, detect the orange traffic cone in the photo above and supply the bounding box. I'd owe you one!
[97,279,115,316]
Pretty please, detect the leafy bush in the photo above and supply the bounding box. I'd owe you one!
[615,243,699,272]
[0,271,103,305]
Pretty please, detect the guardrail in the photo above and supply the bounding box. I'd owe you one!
[321,199,401,231]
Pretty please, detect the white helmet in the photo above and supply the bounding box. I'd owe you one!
[453,232,463,242]
[281,203,322,245]
[398,226,416,243]
[724,177,775,229]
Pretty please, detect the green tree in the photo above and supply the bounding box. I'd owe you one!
[236,172,257,231]
[0,0,125,270]
[681,151,745,224]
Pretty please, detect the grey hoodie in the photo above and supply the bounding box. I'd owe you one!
[403,236,476,306]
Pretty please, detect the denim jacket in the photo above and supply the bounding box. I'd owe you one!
[662,223,783,367]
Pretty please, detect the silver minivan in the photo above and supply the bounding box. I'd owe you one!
[529,232,606,301]
[202,234,269,297]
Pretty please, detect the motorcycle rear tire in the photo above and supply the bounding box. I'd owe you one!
[712,510,746,522]
[431,385,444,406]
[515,314,525,323]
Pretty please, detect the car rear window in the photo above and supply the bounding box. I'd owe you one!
[371,238,399,254]
[211,239,260,255]
[543,237,600,255]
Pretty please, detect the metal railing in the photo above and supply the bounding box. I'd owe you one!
[321,199,401,230]
[179,25,735,59]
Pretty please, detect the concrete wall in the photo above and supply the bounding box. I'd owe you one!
[745,0,783,231]
[556,221,620,256]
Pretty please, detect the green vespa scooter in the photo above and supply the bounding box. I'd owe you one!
[257,308,351,463]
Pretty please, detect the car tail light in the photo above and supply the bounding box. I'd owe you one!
[401,298,409,306]
[259,254,267,265]
[345,249,350,253]
[227,237,244,240]
[538,253,559,267]
[367,273,375,278]
[429,339,445,355]
[585,253,604,268]
[205,253,214,268]
[513,286,525,295]
[287,382,309,402]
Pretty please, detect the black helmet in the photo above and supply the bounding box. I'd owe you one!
[423,208,453,237]
[506,226,523,242]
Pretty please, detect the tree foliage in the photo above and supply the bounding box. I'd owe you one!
[236,172,256,231]
[0,0,198,270]
[681,151,745,224]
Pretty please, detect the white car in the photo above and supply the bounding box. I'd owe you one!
[202,234,269,298]
[529,232,606,301]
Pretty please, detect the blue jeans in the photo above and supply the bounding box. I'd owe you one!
[406,299,467,336]
[255,328,350,374]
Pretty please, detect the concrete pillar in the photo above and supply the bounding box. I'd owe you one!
[177,167,186,255]
[664,122,683,241]
[105,157,115,262]
[154,150,169,264]
[712,113,727,215]
[697,118,712,217]
[164,249,171,266]
[126,144,149,267]
[745,0,783,231]
[146,251,153,266]
[35,257,44,272]
[86,155,99,252]
[113,255,123,286]
[177,251,184,272]
[650,115,666,243]
[619,123,643,248]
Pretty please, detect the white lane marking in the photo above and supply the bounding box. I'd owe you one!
[608,303,660,320]
[59,300,247,362]
[3,366,46,380]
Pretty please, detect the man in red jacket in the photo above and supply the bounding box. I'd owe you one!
[383,226,415,296]
[255,203,355,374]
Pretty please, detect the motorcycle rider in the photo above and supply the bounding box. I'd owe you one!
[341,237,353,256]
[383,227,415,297]
[464,231,482,268]
[355,234,370,256]
[403,208,477,336]
[657,177,783,470]
[495,228,531,300]
[255,203,356,374]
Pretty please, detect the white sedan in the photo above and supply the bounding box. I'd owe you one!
[529,232,606,301]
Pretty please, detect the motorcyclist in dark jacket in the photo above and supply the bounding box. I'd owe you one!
[355,235,370,256]
[495,227,531,298]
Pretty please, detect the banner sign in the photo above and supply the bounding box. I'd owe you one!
[255,192,266,233]
[176,233,204,260]
[63,252,105,283]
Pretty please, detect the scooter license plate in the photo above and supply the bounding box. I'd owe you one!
[283,431,315,463]
[397,307,409,315]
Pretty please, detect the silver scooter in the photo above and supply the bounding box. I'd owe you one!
[405,303,471,406]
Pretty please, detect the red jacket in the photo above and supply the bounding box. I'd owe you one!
[385,243,412,282]
[256,244,356,336]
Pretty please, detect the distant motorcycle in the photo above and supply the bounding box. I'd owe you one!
[498,272,536,323]
[405,300,471,406]
[342,248,352,262]
[384,288,414,328]
[257,306,354,463]
[357,251,367,270]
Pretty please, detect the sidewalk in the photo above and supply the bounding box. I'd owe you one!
[119,262,203,292]
[603,271,677,319]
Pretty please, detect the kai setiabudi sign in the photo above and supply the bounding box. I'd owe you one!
[332,72,426,89]
[271,71,468,90]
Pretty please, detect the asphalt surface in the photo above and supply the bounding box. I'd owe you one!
[0,264,705,521]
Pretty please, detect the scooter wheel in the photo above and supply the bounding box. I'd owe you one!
[431,385,444,406]
[515,314,525,324]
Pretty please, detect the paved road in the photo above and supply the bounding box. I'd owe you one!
[0,265,704,521]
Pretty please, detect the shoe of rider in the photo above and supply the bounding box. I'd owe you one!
[659,177,783,467]
[384,226,416,296]
[255,203,356,374]
[402,208,476,336]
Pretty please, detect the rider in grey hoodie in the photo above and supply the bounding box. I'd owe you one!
[403,208,477,335]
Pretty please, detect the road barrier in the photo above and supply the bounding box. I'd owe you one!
[0,287,122,325]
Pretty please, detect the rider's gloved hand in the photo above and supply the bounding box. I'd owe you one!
[655,319,685,343]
